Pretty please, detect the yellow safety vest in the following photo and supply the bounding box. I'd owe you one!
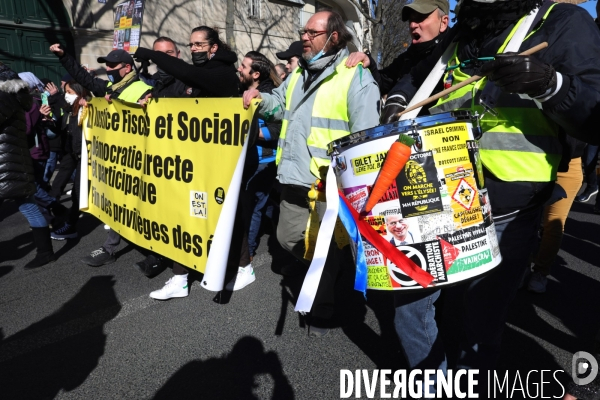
[107,80,152,103]
[277,58,359,180]
[432,4,562,182]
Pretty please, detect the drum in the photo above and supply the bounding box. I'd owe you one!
[329,111,502,291]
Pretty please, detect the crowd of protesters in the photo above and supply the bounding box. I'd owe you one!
[2,0,600,398]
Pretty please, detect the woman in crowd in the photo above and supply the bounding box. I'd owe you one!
[134,26,239,97]
[0,63,55,269]
[134,26,239,299]
[40,81,90,240]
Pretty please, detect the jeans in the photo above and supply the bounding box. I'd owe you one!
[103,229,122,255]
[12,195,48,228]
[393,205,543,385]
[582,144,599,188]
[32,160,56,208]
[44,151,59,185]
[246,162,277,256]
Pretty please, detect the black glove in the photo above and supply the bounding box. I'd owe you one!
[480,54,557,98]
[133,47,152,62]
[380,95,407,124]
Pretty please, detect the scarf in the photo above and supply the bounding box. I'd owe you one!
[109,70,137,93]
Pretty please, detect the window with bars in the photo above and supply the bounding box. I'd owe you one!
[248,0,261,19]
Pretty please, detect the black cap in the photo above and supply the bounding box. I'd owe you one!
[97,49,134,65]
[402,0,449,22]
[276,41,303,60]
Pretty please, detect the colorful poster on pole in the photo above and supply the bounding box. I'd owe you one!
[80,98,258,291]
[113,0,144,52]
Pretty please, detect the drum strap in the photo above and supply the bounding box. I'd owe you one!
[401,6,542,121]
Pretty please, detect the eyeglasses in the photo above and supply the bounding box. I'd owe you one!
[187,41,209,49]
[298,29,327,39]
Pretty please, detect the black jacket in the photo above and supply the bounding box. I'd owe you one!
[150,72,201,98]
[134,47,240,97]
[59,110,83,156]
[0,82,36,200]
[388,3,600,215]
[58,52,151,100]
[369,31,448,96]
[389,3,600,145]
[46,91,69,153]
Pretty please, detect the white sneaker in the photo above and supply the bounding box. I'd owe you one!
[150,275,189,300]
[104,224,110,230]
[528,272,548,294]
[66,189,72,196]
[226,265,256,291]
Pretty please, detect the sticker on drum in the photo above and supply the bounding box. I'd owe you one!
[331,112,502,290]
[396,151,443,217]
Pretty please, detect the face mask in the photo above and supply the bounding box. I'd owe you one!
[64,92,78,105]
[192,51,209,66]
[308,33,333,63]
[106,68,123,83]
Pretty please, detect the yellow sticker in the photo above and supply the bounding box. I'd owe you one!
[351,151,387,176]
[421,123,471,168]
[444,164,483,228]
[367,266,393,289]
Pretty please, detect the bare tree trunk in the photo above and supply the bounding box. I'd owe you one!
[225,0,236,53]
[371,2,383,68]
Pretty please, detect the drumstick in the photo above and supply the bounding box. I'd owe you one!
[395,42,549,119]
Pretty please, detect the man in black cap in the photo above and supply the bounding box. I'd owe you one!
[48,44,152,267]
[346,0,449,120]
[276,41,303,76]
[49,44,152,103]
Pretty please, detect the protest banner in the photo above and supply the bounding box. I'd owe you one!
[80,97,258,291]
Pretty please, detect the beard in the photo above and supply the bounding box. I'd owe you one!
[457,0,544,39]
[239,73,254,90]
[302,51,316,61]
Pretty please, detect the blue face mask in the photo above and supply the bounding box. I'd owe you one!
[308,33,333,63]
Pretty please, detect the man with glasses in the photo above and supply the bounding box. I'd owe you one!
[243,11,380,337]
[134,26,239,98]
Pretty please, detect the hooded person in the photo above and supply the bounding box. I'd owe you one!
[133,26,239,98]
[0,63,56,269]
[384,0,600,395]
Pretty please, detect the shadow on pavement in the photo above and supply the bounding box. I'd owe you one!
[0,265,14,280]
[0,276,121,399]
[153,336,295,400]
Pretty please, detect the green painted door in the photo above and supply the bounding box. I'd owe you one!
[0,0,73,84]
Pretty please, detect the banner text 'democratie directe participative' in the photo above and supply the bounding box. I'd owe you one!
[80,97,258,278]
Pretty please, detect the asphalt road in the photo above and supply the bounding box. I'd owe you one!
[0,186,599,400]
